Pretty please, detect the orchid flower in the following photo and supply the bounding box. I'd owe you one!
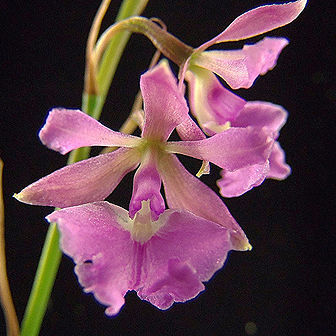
[15,60,263,314]
[184,0,306,87]
[180,0,306,134]
[179,0,305,196]
[46,200,236,315]
[15,60,272,248]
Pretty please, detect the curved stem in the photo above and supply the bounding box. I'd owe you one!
[94,17,193,68]
[0,159,20,336]
[85,0,150,127]
[84,0,112,95]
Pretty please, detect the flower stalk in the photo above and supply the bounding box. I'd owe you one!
[94,16,193,69]
[85,0,112,95]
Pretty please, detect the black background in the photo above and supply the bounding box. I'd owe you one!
[0,1,334,335]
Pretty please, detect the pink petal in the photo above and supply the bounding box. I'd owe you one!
[46,202,136,316]
[176,115,206,141]
[197,0,307,51]
[218,142,290,196]
[39,108,140,154]
[158,153,250,251]
[187,68,246,135]
[193,37,288,89]
[166,127,274,171]
[243,37,289,76]
[138,209,233,308]
[47,202,235,314]
[15,148,140,207]
[267,141,291,179]
[129,152,165,220]
[218,162,270,197]
[140,60,189,141]
[232,101,288,132]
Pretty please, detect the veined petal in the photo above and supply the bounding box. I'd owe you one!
[15,148,140,207]
[39,108,141,154]
[141,60,189,141]
[267,141,291,179]
[232,101,288,132]
[166,127,274,171]
[186,67,246,135]
[197,0,307,51]
[218,161,270,197]
[47,201,235,314]
[158,153,250,251]
[129,151,165,221]
[193,37,288,89]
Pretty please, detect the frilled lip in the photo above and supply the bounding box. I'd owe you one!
[46,201,237,315]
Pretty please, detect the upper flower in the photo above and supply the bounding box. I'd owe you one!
[178,0,305,132]
[182,0,306,129]
[178,0,304,196]
[186,0,306,84]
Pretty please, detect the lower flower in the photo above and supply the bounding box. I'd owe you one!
[47,200,240,315]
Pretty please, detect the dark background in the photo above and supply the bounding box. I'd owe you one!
[1,1,334,335]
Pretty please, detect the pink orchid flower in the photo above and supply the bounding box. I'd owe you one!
[182,0,305,196]
[15,60,263,314]
[15,60,272,249]
[186,0,307,89]
[46,200,236,315]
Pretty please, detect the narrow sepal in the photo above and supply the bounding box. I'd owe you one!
[15,148,140,207]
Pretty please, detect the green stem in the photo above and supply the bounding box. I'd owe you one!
[20,224,61,336]
[20,1,149,335]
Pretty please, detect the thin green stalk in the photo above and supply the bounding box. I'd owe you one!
[20,1,149,335]
[19,224,61,336]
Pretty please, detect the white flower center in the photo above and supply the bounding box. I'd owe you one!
[130,200,164,244]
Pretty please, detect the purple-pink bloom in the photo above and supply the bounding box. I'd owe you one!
[182,0,305,132]
[189,0,306,82]
[191,37,289,90]
[47,201,235,315]
[181,0,304,196]
[15,60,273,248]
